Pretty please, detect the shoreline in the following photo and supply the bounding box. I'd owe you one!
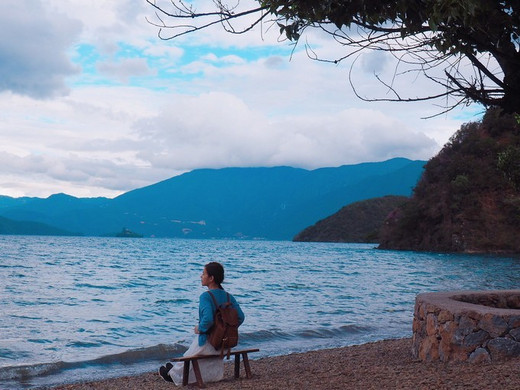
[47,338,520,390]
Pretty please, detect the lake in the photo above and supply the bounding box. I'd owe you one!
[1,236,519,388]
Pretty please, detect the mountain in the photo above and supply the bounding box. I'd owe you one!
[379,110,520,253]
[0,158,425,240]
[293,195,409,243]
[0,215,77,236]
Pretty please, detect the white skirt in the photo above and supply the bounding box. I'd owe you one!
[168,337,224,385]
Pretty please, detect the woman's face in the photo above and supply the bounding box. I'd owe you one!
[200,267,213,287]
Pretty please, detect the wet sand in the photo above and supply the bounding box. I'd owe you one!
[49,338,520,390]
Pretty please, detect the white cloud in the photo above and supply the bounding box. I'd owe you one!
[97,58,157,83]
[0,0,81,98]
[361,51,390,75]
[132,92,438,172]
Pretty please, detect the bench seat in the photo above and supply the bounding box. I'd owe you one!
[171,348,259,388]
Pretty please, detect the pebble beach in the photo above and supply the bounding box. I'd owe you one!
[47,338,520,390]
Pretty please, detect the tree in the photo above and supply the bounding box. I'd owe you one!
[378,109,520,253]
[147,0,520,115]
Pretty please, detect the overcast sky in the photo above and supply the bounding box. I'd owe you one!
[0,0,484,198]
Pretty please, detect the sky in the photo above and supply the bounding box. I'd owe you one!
[0,0,484,199]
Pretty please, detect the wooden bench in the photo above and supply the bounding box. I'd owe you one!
[171,348,259,388]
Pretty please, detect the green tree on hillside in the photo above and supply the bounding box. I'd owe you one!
[379,109,520,252]
[147,0,520,115]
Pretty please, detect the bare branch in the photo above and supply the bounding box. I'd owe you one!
[146,0,268,40]
[145,0,519,114]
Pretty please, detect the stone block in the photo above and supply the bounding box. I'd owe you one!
[463,330,489,348]
[438,309,453,323]
[419,336,439,361]
[452,327,468,345]
[450,344,471,361]
[412,318,420,333]
[508,315,520,328]
[506,294,520,309]
[487,337,520,361]
[426,313,438,336]
[411,336,420,358]
[469,348,491,363]
[439,321,456,341]
[509,327,520,341]
[424,302,440,315]
[417,302,426,320]
[438,337,453,361]
[458,315,477,334]
[479,313,508,337]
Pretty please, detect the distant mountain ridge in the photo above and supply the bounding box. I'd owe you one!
[0,215,77,236]
[0,158,425,240]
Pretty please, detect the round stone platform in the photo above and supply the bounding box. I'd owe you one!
[412,290,520,362]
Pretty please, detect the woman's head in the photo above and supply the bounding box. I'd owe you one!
[203,262,225,289]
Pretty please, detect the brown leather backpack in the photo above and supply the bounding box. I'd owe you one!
[207,291,239,357]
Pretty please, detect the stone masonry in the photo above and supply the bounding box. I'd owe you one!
[412,290,520,362]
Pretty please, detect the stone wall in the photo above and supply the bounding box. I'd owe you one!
[412,290,520,362]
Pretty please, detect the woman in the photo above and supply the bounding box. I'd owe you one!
[159,262,245,385]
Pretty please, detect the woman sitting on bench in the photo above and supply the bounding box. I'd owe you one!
[159,262,245,385]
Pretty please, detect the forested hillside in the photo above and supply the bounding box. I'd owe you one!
[0,216,76,236]
[293,196,408,243]
[379,110,520,253]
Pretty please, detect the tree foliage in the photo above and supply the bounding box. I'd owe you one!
[147,0,520,115]
[293,195,408,243]
[379,109,520,253]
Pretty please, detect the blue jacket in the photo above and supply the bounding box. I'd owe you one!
[198,288,245,346]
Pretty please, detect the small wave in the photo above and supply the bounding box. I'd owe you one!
[27,338,53,345]
[86,318,110,324]
[65,341,108,348]
[155,298,191,304]
[8,314,42,321]
[297,325,368,339]
[74,283,117,290]
[88,343,187,365]
[0,343,187,383]
[241,324,371,344]
[286,283,307,290]
[240,329,293,342]
[0,348,31,360]
[0,361,70,382]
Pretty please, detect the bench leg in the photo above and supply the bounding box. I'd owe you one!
[191,359,205,388]
[182,361,190,386]
[234,353,241,378]
[242,352,252,379]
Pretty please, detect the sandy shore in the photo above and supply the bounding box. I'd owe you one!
[48,338,520,390]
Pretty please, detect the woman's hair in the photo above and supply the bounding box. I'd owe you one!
[205,262,225,289]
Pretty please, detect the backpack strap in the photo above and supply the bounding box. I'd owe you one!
[207,290,231,310]
[207,290,219,310]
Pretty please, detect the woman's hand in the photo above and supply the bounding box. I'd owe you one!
[194,325,199,334]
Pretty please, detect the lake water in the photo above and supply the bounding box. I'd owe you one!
[1,236,520,389]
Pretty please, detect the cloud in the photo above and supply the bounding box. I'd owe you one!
[0,87,171,197]
[133,92,438,171]
[361,51,390,74]
[0,0,81,98]
[264,56,285,69]
[97,58,157,83]
[0,148,171,198]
